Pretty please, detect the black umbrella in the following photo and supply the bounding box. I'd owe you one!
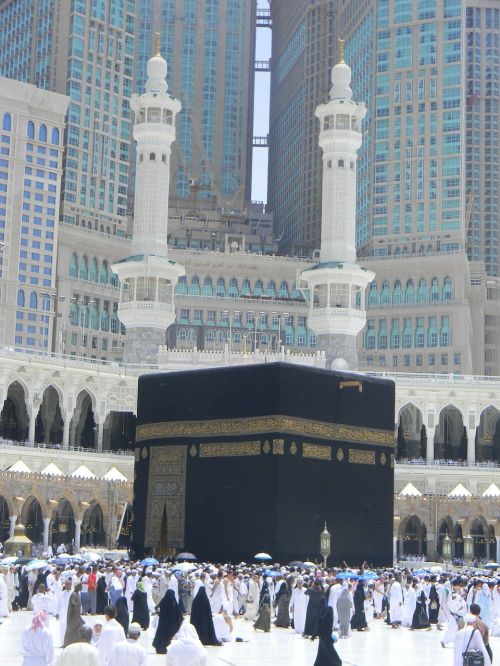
[288,560,304,568]
[176,552,197,561]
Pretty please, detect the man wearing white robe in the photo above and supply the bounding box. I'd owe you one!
[124,569,138,612]
[453,614,491,666]
[289,578,309,634]
[389,576,404,627]
[141,572,155,612]
[0,570,9,617]
[193,572,207,599]
[97,605,126,666]
[443,586,467,647]
[21,611,54,666]
[107,623,145,666]
[5,566,16,611]
[56,625,100,666]
[168,570,179,603]
[373,578,385,618]
[327,581,342,629]
[402,580,416,628]
[57,580,73,647]
[32,584,55,615]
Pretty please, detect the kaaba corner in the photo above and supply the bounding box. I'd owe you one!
[132,363,395,566]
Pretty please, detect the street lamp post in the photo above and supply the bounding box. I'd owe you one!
[320,523,331,568]
[442,534,452,568]
[464,534,474,564]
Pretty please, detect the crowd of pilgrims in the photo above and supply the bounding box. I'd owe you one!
[1,557,500,664]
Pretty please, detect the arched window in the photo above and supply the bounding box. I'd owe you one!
[69,253,78,278]
[430,277,440,302]
[99,261,108,284]
[79,256,88,280]
[378,320,388,349]
[2,113,11,132]
[380,280,390,305]
[202,276,213,297]
[241,278,251,296]
[29,291,38,309]
[254,279,263,296]
[149,152,156,161]
[51,127,60,145]
[368,282,378,306]
[89,258,98,282]
[205,329,215,341]
[228,277,238,297]
[365,320,376,349]
[443,276,452,302]
[100,309,109,332]
[338,159,345,168]
[440,316,451,346]
[109,272,119,287]
[17,289,25,307]
[279,281,288,298]
[267,280,276,297]
[415,317,425,347]
[90,304,99,330]
[27,121,35,139]
[190,275,200,296]
[402,318,412,348]
[405,279,414,304]
[417,278,427,304]
[393,280,402,305]
[39,124,47,142]
[111,311,120,333]
[70,303,78,326]
[428,316,438,347]
[216,277,225,297]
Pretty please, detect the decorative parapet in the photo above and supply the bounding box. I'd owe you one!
[157,346,327,369]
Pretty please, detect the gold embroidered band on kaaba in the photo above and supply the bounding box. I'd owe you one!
[136,415,394,448]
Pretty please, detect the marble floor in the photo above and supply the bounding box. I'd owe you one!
[2,610,494,665]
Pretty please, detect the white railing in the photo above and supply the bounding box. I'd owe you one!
[0,437,134,457]
[366,370,500,385]
[157,345,327,368]
[397,459,500,471]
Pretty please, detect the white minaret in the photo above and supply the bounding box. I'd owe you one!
[301,41,374,370]
[112,37,185,365]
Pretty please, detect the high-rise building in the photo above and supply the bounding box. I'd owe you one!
[0,77,69,351]
[134,0,257,213]
[0,0,136,235]
[268,0,337,255]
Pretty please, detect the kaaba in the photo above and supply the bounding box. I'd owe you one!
[132,363,395,565]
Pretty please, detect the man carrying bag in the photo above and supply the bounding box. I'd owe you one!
[454,613,491,666]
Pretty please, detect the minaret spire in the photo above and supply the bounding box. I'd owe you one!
[111,46,184,365]
[154,31,161,57]
[300,53,374,370]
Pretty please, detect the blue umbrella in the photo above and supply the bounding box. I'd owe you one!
[360,574,379,582]
[141,557,159,566]
[264,570,282,578]
[336,571,359,580]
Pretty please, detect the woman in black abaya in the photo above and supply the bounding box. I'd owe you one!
[314,606,342,666]
[304,580,326,639]
[131,580,150,630]
[411,585,430,630]
[115,595,130,636]
[96,574,108,614]
[254,580,272,632]
[190,586,221,646]
[152,589,184,654]
[350,581,368,631]
[275,578,293,628]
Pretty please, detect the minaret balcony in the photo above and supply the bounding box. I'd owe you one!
[118,299,176,329]
[307,306,367,337]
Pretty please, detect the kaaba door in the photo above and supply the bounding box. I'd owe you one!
[157,505,168,558]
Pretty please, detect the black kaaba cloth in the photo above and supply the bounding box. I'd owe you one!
[132,363,395,565]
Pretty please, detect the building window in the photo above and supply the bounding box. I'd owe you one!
[27,121,35,139]
[2,113,11,132]
[338,159,345,168]
[441,353,448,365]
[39,124,47,142]
[149,152,156,161]
[454,353,461,365]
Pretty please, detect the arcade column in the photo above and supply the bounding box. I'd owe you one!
[426,427,435,463]
[467,428,476,464]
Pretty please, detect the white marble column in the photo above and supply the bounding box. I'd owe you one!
[393,536,398,563]
[9,515,17,537]
[496,536,500,564]
[62,418,70,450]
[74,519,82,551]
[28,411,36,445]
[426,427,435,463]
[96,422,104,452]
[467,428,476,465]
[42,517,50,552]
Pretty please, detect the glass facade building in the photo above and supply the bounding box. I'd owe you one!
[134,0,256,213]
[0,0,136,236]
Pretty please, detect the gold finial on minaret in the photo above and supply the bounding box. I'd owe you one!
[154,32,161,57]
[338,38,345,64]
